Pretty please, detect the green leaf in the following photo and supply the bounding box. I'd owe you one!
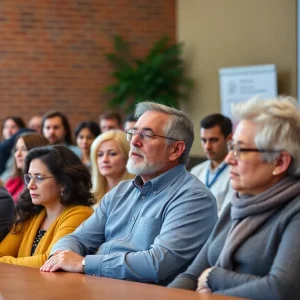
[104,35,194,111]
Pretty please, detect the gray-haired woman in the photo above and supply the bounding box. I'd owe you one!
[169,97,300,300]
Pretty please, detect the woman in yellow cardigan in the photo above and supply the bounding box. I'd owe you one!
[0,145,94,268]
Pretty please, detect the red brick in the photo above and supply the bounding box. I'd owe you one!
[0,0,175,134]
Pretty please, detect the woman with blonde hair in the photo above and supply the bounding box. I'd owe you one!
[90,130,133,208]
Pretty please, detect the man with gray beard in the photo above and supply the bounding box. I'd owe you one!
[41,102,218,285]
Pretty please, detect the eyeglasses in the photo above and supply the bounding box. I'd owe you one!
[227,141,281,159]
[24,174,54,186]
[126,129,179,143]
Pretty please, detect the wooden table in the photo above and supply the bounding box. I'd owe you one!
[0,263,244,300]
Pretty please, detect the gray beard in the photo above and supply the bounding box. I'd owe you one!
[126,156,164,176]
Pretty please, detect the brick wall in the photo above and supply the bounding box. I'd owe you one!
[0,0,176,133]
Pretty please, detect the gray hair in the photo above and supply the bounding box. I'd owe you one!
[135,101,194,164]
[232,96,300,176]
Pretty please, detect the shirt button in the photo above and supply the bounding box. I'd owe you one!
[141,196,145,200]
[131,217,135,221]
[93,274,96,276]
[153,191,156,194]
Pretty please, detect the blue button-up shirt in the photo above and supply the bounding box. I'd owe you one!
[51,164,217,284]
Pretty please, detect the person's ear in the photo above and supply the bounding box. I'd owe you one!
[226,133,233,142]
[168,141,186,162]
[272,151,291,176]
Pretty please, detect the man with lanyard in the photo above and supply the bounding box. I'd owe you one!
[191,113,233,216]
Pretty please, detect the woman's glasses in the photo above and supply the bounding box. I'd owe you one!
[24,174,54,186]
[227,141,281,159]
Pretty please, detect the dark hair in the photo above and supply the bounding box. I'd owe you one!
[41,111,74,145]
[99,111,122,126]
[200,113,232,137]
[124,113,137,123]
[75,121,101,139]
[2,116,26,131]
[12,132,49,178]
[13,145,95,231]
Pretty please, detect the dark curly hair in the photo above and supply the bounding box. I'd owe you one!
[13,145,95,231]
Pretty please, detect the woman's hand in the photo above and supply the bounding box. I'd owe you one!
[196,267,213,293]
[198,288,212,293]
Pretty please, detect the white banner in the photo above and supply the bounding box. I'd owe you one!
[219,64,277,118]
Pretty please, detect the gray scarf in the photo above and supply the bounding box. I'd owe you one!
[215,176,300,269]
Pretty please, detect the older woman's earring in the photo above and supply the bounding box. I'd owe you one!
[272,171,277,175]
[61,190,64,197]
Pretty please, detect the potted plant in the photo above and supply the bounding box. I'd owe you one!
[105,35,193,113]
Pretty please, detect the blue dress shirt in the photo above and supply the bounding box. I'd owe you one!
[50,164,218,284]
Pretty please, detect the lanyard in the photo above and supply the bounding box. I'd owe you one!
[205,164,228,188]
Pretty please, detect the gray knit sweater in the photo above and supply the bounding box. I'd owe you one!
[169,195,300,300]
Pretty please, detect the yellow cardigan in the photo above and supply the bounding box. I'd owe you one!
[0,205,93,268]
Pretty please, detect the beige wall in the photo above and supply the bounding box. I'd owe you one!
[177,0,297,156]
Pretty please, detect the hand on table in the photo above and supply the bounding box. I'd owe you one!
[196,267,213,293]
[197,288,212,294]
[40,250,84,273]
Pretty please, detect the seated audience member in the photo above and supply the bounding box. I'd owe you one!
[28,115,42,133]
[0,128,33,176]
[99,111,122,132]
[169,97,300,299]
[90,130,134,208]
[124,113,137,132]
[0,145,94,268]
[41,102,217,285]
[1,117,27,183]
[191,114,233,215]
[75,121,101,171]
[0,184,14,242]
[5,133,49,203]
[2,116,26,141]
[42,111,80,156]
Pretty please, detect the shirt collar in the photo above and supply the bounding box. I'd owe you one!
[209,160,227,173]
[132,164,186,194]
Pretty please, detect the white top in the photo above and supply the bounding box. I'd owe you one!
[190,160,234,216]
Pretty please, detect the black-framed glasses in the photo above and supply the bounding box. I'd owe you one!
[24,174,54,186]
[126,129,179,143]
[227,141,281,159]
